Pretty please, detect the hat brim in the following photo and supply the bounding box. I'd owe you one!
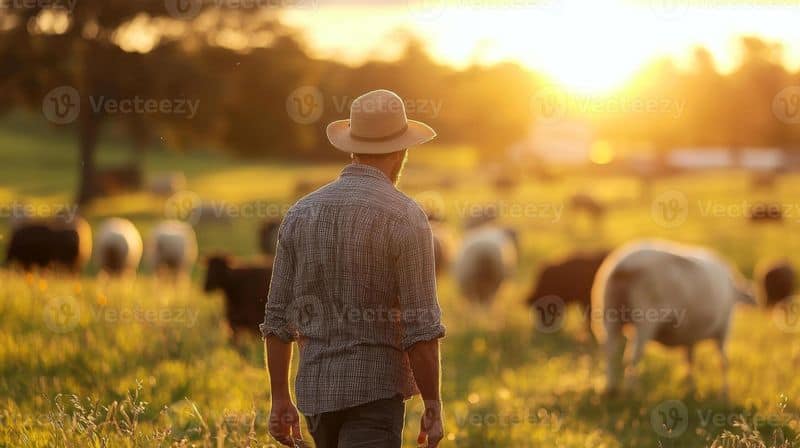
[326,120,436,154]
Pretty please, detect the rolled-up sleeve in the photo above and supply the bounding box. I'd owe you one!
[395,209,446,351]
[260,218,297,342]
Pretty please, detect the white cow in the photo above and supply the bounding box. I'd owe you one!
[592,240,755,396]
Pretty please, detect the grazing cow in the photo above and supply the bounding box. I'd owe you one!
[592,240,756,396]
[204,254,271,335]
[147,220,198,277]
[454,226,518,303]
[526,249,610,337]
[757,260,796,306]
[258,219,282,256]
[5,215,92,273]
[749,203,783,222]
[94,218,143,276]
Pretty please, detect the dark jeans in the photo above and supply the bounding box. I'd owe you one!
[305,396,405,448]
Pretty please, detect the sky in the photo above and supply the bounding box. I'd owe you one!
[280,0,800,93]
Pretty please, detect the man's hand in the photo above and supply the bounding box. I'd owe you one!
[417,400,444,448]
[269,398,303,447]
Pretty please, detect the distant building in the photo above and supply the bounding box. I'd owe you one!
[739,148,785,171]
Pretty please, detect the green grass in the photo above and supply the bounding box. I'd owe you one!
[2,117,800,446]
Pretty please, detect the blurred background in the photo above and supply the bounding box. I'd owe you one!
[2,0,800,447]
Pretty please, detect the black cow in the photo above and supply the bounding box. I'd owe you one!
[526,249,610,337]
[204,254,272,336]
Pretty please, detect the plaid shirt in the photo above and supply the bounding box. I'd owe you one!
[260,163,446,415]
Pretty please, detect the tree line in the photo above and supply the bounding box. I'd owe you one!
[0,2,798,203]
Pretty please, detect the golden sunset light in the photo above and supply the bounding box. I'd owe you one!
[283,0,800,93]
[5,0,800,446]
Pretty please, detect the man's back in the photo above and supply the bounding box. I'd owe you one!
[261,163,445,415]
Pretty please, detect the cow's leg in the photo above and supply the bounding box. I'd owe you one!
[627,322,658,390]
[605,321,626,395]
[685,344,696,392]
[715,337,730,402]
[584,303,598,345]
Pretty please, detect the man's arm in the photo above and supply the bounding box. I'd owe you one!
[266,336,293,402]
[395,210,446,448]
[408,339,443,448]
[260,220,302,447]
[265,336,302,446]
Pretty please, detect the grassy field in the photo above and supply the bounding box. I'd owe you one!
[2,118,800,447]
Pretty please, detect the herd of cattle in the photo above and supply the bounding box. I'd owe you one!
[3,199,797,393]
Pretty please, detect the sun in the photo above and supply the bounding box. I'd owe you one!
[518,0,669,95]
[418,0,673,95]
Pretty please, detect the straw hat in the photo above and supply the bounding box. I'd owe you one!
[326,89,436,154]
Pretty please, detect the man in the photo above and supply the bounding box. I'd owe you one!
[261,89,446,448]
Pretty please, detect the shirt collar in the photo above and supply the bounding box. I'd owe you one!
[340,163,393,184]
